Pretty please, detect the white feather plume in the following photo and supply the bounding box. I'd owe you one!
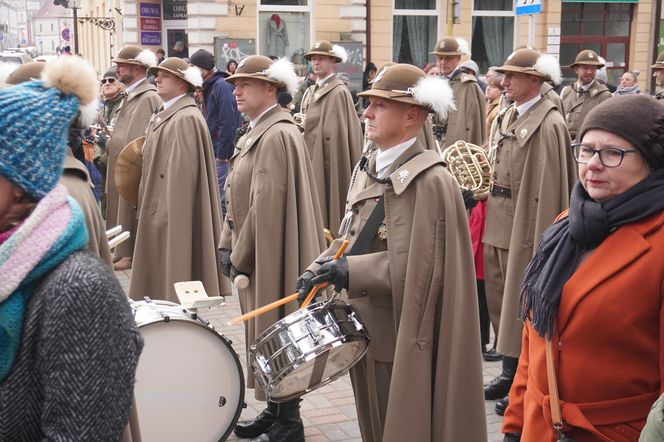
[0,62,19,84]
[456,37,471,56]
[412,76,457,120]
[332,44,348,63]
[183,66,203,88]
[78,100,99,127]
[136,49,158,68]
[266,57,299,96]
[535,53,562,85]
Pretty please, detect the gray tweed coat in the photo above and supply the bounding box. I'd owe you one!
[0,251,143,441]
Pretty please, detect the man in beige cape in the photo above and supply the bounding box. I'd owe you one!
[430,36,486,148]
[129,57,223,302]
[220,55,325,442]
[300,40,363,234]
[106,45,161,270]
[560,49,612,141]
[298,63,487,442]
[483,48,576,415]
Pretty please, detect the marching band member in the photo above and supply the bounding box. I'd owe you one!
[561,49,612,142]
[504,94,664,442]
[129,58,223,302]
[300,40,363,234]
[106,45,161,270]
[297,63,487,442]
[482,48,576,415]
[220,55,325,442]
[430,36,486,147]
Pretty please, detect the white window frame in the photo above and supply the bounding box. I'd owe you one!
[470,1,518,48]
[256,1,314,56]
[393,0,441,64]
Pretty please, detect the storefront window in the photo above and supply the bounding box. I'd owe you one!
[471,3,514,76]
[260,0,308,5]
[393,0,439,69]
[258,11,309,61]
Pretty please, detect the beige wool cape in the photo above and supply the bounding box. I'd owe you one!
[561,79,611,140]
[483,98,576,357]
[105,79,161,258]
[301,76,363,233]
[129,95,223,302]
[441,72,487,148]
[219,106,326,397]
[312,140,487,442]
[60,153,113,267]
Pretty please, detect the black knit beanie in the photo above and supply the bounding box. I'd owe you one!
[579,94,664,170]
[189,49,215,71]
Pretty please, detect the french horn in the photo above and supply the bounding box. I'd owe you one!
[438,140,492,200]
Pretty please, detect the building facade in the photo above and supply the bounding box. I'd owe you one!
[100,0,659,92]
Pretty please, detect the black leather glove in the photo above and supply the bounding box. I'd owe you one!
[219,248,232,278]
[503,433,521,442]
[296,270,316,305]
[462,188,478,210]
[229,265,242,282]
[311,256,349,292]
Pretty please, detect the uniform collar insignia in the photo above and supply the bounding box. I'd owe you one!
[519,128,528,138]
[397,169,410,183]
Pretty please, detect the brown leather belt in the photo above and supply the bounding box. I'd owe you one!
[490,183,512,198]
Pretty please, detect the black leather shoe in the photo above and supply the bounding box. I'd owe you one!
[495,396,509,416]
[234,409,278,439]
[483,348,502,362]
[250,419,305,442]
[484,375,513,400]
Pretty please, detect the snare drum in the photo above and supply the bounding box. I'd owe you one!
[132,300,244,442]
[249,300,369,402]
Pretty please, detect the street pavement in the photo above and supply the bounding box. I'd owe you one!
[115,268,505,442]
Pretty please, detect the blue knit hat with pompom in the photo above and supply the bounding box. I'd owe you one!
[0,56,99,200]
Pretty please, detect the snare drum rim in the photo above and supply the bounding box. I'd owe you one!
[133,302,246,442]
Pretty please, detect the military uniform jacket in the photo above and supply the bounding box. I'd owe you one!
[60,154,113,267]
[541,82,563,115]
[484,98,576,356]
[105,79,161,256]
[561,79,611,140]
[301,76,363,233]
[129,95,223,302]
[219,106,326,396]
[440,71,486,148]
[311,139,487,441]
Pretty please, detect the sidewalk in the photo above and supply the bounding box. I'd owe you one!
[115,268,505,442]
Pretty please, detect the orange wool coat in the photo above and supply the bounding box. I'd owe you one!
[503,210,664,442]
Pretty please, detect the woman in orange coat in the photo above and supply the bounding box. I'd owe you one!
[502,94,664,442]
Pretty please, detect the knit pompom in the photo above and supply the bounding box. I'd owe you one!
[42,56,99,106]
[0,63,19,84]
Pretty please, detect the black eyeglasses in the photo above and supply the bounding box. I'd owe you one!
[101,78,116,84]
[571,143,638,168]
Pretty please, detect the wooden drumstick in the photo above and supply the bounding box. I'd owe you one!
[227,240,349,325]
[234,274,250,289]
[299,240,349,310]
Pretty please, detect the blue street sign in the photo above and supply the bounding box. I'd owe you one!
[515,0,542,16]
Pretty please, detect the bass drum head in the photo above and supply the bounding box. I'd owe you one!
[134,313,244,442]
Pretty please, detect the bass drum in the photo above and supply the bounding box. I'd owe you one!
[132,300,244,442]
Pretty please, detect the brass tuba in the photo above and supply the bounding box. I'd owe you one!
[439,140,492,200]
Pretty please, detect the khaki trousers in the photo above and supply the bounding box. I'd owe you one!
[349,355,393,442]
[483,244,509,343]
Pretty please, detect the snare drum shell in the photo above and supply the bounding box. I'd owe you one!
[249,300,369,402]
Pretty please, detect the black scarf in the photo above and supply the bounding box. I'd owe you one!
[520,169,664,338]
